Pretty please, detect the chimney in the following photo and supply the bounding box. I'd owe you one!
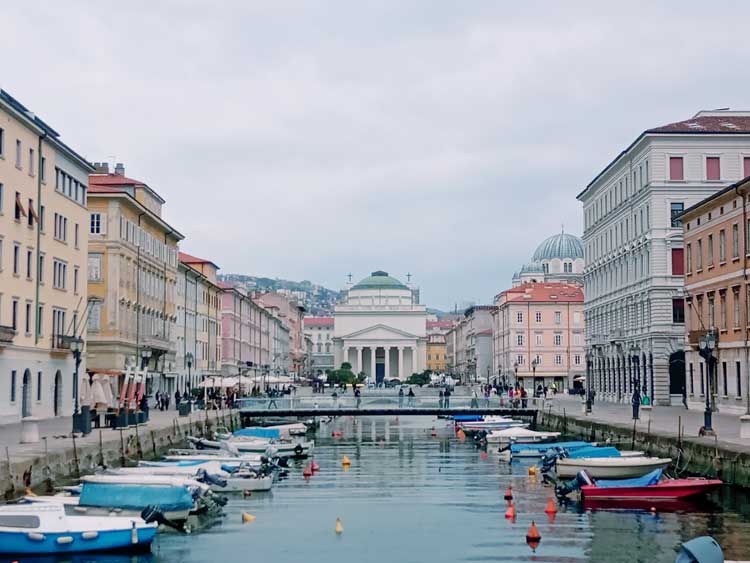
[93,162,109,174]
[114,162,125,176]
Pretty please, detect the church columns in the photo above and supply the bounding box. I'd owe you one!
[398,347,404,379]
[371,348,376,379]
[356,347,363,374]
[342,347,349,368]
[384,346,390,381]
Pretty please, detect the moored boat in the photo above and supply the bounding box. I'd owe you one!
[0,503,157,555]
[486,427,560,444]
[580,469,722,501]
[187,436,314,458]
[556,456,671,479]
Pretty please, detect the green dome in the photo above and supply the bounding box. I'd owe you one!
[351,271,409,290]
[532,232,583,262]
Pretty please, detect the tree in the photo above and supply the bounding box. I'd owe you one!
[328,362,358,386]
[407,371,431,386]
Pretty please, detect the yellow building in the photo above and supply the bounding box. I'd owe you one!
[427,333,447,373]
[86,164,183,398]
[0,89,93,422]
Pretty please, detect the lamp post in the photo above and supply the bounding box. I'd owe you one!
[140,348,152,370]
[69,337,84,433]
[185,352,193,395]
[585,350,593,413]
[531,357,539,385]
[698,330,717,435]
[513,362,519,388]
[629,343,641,420]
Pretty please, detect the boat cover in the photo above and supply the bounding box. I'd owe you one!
[566,446,623,459]
[453,415,483,422]
[143,460,207,467]
[595,469,663,489]
[234,428,281,439]
[79,482,194,512]
[511,441,591,454]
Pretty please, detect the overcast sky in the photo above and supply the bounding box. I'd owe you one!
[3,2,749,309]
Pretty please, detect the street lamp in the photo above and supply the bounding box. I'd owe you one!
[698,330,717,435]
[140,348,152,370]
[585,350,593,413]
[513,362,519,388]
[185,352,194,394]
[531,357,539,384]
[69,336,84,433]
[629,344,641,420]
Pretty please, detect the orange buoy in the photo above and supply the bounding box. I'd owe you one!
[503,486,513,502]
[311,460,320,471]
[335,517,343,534]
[504,502,516,519]
[303,465,313,477]
[526,520,541,551]
[528,465,537,476]
[480,451,488,460]
[241,512,256,523]
[544,497,557,514]
[342,455,351,466]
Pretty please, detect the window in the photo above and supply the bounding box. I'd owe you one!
[52,309,66,346]
[39,205,44,232]
[53,259,67,290]
[0,128,3,156]
[516,312,523,323]
[708,295,715,328]
[671,248,684,275]
[697,239,703,270]
[706,157,721,180]
[720,293,727,329]
[74,224,79,248]
[38,254,44,283]
[37,305,43,337]
[0,183,3,214]
[24,302,31,334]
[14,191,26,221]
[700,363,705,394]
[669,156,684,180]
[36,371,42,402]
[88,255,102,281]
[10,370,16,402]
[719,229,726,262]
[535,311,542,323]
[564,262,572,273]
[28,148,34,176]
[690,364,694,394]
[708,234,714,266]
[670,202,684,227]
[73,267,79,294]
[90,213,105,235]
[26,250,32,279]
[574,355,581,365]
[535,333,543,345]
[88,301,102,331]
[554,334,562,346]
[573,333,582,345]
[734,288,741,328]
[737,361,743,397]
[672,298,685,324]
[723,361,728,396]
[554,355,562,365]
[15,140,21,168]
[733,224,740,259]
[515,355,524,366]
[554,311,561,324]
[40,157,46,183]
[516,334,524,346]
[744,157,750,179]
[11,300,18,331]
[13,244,19,275]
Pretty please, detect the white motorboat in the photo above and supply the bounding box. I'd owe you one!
[457,417,527,432]
[486,427,561,445]
[0,502,157,555]
[556,456,671,479]
[188,435,314,457]
[164,452,264,463]
[107,462,274,493]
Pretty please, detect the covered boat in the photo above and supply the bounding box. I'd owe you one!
[0,503,157,555]
[580,469,722,501]
[486,427,560,444]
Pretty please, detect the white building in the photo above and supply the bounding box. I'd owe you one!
[577,110,750,405]
[303,317,335,375]
[333,271,427,382]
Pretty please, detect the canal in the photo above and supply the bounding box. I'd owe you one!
[34,416,750,563]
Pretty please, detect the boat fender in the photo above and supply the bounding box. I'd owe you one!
[131,521,138,544]
[82,531,99,540]
[27,532,45,541]
[342,456,351,467]
[56,536,74,545]
[544,497,557,514]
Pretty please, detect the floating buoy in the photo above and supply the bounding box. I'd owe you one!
[544,497,557,514]
[480,451,488,460]
[430,428,437,437]
[335,517,343,534]
[25,488,36,497]
[504,486,513,502]
[241,512,256,523]
[650,506,657,513]
[528,465,537,476]
[303,465,313,478]
[504,502,516,519]
[243,490,252,498]
[526,520,541,551]
[342,455,351,467]
[457,430,466,442]
[311,460,320,471]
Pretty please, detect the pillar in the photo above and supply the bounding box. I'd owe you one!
[398,347,404,379]
[342,347,349,369]
[411,346,418,375]
[370,347,377,379]
[357,347,363,374]
[384,346,390,381]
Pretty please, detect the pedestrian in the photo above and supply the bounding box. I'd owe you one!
[407,387,415,407]
[443,387,451,408]
[543,386,548,399]
[439,389,444,409]
[470,390,479,408]
[682,384,688,409]
[175,389,181,409]
[398,387,405,408]
[631,388,641,420]
[521,387,528,408]
[483,389,490,408]
[355,387,361,409]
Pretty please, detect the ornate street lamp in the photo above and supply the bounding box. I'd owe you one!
[585,350,593,413]
[185,352,194,394]
[698,330,717,435]
[513,362,519,388]
[68,336,84,433]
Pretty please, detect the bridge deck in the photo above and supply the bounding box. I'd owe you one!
[239,407,538,418]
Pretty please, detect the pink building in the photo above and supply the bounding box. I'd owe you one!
[220,283,272,376]
[492,282,585,391]
[255,292,306,376]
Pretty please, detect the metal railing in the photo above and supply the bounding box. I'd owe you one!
[236,395,545,411]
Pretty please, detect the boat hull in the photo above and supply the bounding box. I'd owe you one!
[210,476,273,492]
[0,527,157,555]
[581,479,723,501]
[557,457,671,479]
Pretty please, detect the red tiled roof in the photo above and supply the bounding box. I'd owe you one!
[89,173,147,188]
[646,115,750,134]
[304,317,334,327]
[88,185,125,194]
[179,252,220,270]
[501,282,584,303]
[427,320,454,329]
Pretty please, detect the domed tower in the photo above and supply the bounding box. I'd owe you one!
[515,261,545,286]
[531,231,584,284]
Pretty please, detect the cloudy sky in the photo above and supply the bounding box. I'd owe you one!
[3,2,748,309]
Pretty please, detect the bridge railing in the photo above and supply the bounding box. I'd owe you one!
[236,395,545,411]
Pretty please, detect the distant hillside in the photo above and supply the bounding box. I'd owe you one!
[218,274,343,316]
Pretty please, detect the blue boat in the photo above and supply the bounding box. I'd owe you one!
[510,441,593,457]
[0,503,157,555]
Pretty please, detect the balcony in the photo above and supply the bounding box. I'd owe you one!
[0,325,16,345]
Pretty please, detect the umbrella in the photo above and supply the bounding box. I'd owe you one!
[79,376,92,407]
[90,379,110,409]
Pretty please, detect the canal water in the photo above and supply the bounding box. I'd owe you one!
[31,416,750,563]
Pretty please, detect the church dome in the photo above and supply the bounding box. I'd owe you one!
[351,271,409,290]
[519,261,544,274]
[532,232,583,262]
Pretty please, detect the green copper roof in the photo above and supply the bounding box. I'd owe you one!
[351,271,409,290]
[532,232,583,262]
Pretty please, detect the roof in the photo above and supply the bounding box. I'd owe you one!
[427,320,454,330]
[351,270,409,291]
[89,173,166,204]
[498,282,584,304]
[532,232,584,262]
[680,175,750,220]
[520,261,544,274]
[179,252,220,269]
[579,110,750,199]
[303,317,334,327]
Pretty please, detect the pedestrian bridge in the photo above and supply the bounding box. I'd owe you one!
[236,395,541,427]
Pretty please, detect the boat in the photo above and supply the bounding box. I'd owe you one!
[580,469,722,501]
[0,503,157,555]
[456,417,528,433]
[486,427,561,445]
[556,456,672,479]
[508,441,595,458]
[187,435,314,458]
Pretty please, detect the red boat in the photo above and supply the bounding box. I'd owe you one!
[580,471,722,501]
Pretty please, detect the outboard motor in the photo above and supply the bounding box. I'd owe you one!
[555,470,594,499]
[141,505,186,532]
[675,536,724,563]
[196,468,228,489]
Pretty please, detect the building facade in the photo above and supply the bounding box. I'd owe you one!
[255,292,305,376]
[681,176,750,414]
[86,164,183,400]
[333,271,427,382]
[511,232,585,287]
[0,90,93,423]
[493,282,585,391]
[577,110,750,405]
[427,333,447,373]
[303,316,335,375]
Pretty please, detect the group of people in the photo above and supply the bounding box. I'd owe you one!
[153,390,174,411]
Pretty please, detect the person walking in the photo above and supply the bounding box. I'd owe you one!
[355,387,362,409]
[631,388,641,420]
[443,387,451,408]
[520,387,528,409]
[407,387,415,407]
[175,389,181,409]
[438,389,444,409]
[398,387,405,408]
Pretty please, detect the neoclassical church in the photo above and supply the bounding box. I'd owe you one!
[333,271,427,383]
[512,231,584,286]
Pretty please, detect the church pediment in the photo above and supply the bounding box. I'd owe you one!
[341,324,418,340]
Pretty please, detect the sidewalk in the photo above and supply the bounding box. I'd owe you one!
[546,394,750,452]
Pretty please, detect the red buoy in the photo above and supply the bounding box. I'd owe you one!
[303,465,313,478]
[504,502,516,520]
[526,520,541,551]
[311,460,320,471]
[544,497,557,514]
[503,486,513,503]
